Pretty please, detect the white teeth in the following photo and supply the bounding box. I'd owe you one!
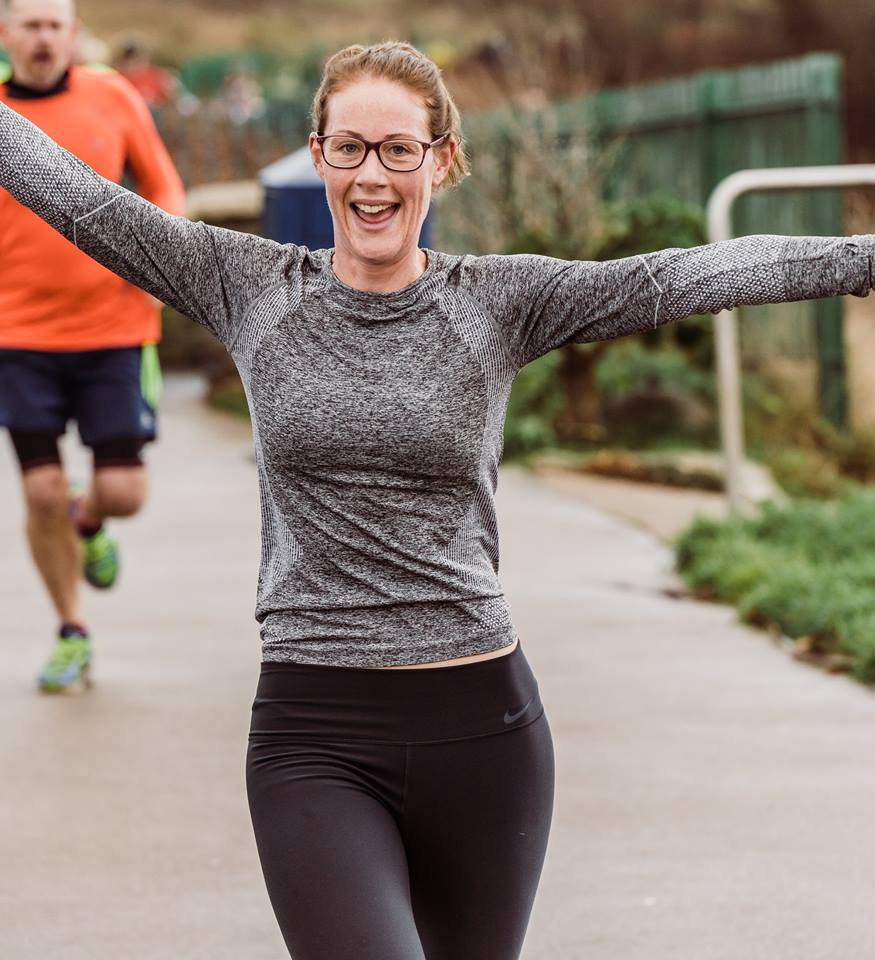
[354,203,395,214]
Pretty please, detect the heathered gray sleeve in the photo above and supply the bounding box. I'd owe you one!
[0,99,296,345]
[456,236,875,367]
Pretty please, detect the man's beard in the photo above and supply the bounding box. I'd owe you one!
[30,50,56,72]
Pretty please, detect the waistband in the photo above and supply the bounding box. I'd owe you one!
[249,640,543,744]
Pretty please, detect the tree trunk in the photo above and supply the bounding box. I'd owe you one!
[553,342,610,444]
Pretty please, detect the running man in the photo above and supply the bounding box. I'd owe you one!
[0,0,185,693]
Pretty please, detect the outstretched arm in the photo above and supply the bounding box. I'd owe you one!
[0,100,295,345]
[457,234,875,367]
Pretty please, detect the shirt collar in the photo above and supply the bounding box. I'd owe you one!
[4,67,71,100]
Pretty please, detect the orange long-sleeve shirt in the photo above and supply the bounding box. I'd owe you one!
[0,64,185,351]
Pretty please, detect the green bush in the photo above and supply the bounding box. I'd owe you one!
[674,514,725,572]
[764,447,850,500]
[838,613,875,684]
[703,537,777,606]
[594,340,717,447]
[750,492,875,562]
[597,193,707,259]
[503,352,563,459]
[737,561,855,640]
[674,494,875,686]
[595,341,713,402]
[744,369,875,500]
[675,517,775,603]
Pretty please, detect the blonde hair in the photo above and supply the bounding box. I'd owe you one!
[311,41,469,190]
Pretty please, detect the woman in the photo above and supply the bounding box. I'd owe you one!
[2,40,874,960]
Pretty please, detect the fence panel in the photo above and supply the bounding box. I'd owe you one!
[459,54,846,423]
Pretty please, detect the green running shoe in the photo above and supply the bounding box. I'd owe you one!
[38,627,93,694]
[81,525,120,590]
[68,488,121,590]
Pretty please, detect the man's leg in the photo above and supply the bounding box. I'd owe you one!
[71,343,158,588]
[18,457,83,626]
[0,351,79,623]
[79,462,148,526]
[9,431,93,694]
[69,440,149,589]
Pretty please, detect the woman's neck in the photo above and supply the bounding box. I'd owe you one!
[331,247,427,293]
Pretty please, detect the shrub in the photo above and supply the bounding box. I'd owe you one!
[674,494,875,686]
[503,352,563,459]
[596,341,712,402]
[765,448,850,500]
[675,517,774,603]
[838,614,875,685]
[674,514,725,573]
[737,561,849,640]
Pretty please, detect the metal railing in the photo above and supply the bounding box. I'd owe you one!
[706,164,875,515]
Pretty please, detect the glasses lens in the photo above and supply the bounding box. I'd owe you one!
[322,137,366,167]
[379,140,425,171]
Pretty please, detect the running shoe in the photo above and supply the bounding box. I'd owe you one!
[38,626,93,694]
[69,490,120,589]
[81,524,120,590]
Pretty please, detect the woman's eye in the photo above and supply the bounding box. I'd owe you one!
[339,142,362,154]
[389,143,414,155]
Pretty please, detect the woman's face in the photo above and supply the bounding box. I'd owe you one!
[309,77,455,267]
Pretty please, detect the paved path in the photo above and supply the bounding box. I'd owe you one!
[2,374,874,959]
[530,464,728,542]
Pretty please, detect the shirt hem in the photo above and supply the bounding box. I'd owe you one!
[0,335,159,352]
[260,624,517,668]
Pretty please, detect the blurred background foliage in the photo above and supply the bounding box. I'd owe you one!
[70,0,875,160]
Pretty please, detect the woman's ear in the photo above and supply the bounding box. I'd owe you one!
[431,137,457,190]
[308,133,326,182]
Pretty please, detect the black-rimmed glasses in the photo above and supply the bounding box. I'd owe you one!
[315,133,449,172]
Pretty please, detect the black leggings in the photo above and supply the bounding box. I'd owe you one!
[246,640,555,959]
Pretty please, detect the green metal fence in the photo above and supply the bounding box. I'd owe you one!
[463,54,847,424]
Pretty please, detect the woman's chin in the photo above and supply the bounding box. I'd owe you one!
[349,234,405,265]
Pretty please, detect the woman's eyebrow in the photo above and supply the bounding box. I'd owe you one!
[330,129,420,139]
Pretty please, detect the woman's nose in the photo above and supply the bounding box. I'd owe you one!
[355,147,391,184]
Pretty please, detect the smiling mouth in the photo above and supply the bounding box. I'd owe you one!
[351,202,400,226]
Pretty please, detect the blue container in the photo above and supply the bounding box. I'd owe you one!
[259,146,432,251]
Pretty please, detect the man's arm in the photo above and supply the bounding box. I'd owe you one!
[0,98,297,345]
[113,73,185,216]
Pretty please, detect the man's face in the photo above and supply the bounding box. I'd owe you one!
[0,0,78,91]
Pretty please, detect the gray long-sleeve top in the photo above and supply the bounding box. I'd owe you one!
[2,99,873,666]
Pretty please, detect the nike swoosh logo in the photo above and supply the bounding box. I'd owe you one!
[504,698,534,724]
